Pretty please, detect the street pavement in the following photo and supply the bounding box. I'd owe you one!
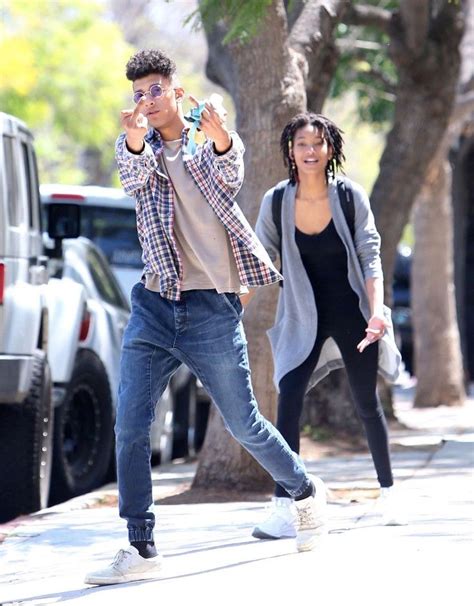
[1,385,473,606]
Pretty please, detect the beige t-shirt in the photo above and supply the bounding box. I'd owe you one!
[145,138,241,294]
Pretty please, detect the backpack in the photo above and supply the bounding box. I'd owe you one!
[271,178,355,284]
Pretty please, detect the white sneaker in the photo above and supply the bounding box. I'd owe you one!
[252,497,297,539]
[376,486,407,526]
[295,476,327,552]
[84,546,163,585]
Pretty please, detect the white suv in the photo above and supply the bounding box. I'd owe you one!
[0,113,86,521]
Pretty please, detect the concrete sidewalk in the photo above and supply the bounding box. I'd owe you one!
[1,389,473,606]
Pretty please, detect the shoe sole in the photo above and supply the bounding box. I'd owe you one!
[252,528,296,540]
[84,565,163,586]
[296,522,327,552]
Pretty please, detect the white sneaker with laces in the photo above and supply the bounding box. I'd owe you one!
[295,475,328,552]
[252,497,297,539]
[377,486,407,526]
[84,546,163,585]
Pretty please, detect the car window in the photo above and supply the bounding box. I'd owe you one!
[86,246,130,310]
[80,207,142,269]
[3,135,21,226]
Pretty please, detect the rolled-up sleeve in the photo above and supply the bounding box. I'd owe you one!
[352,183,383,279]
[208,132,245,196]
[115,134,158,196]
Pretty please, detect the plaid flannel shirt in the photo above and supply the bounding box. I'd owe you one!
[115,128,282,300]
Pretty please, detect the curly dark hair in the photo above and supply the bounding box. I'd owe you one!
[125,49,177,82]
[280,112,345,184]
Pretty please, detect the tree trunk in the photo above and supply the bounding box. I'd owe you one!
[412,158,466,406]
[194,0,348,490]
[369,3,465,302]
[193,3,306,491]
[301,369,363,436]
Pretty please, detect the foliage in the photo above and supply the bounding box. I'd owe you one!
[186,0,281,44]
[332,0,399,126]
[0,0,133,184]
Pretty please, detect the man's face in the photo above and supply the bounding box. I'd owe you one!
[132,73,183,131]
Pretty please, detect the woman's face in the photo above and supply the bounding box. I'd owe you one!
[291,124,332,179]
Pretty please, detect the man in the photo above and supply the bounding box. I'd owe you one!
[85,49,326,586]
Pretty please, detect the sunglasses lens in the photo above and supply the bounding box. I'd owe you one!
[149,84,163,98]
[133,92,143,104]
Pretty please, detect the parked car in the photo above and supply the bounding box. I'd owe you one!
[392,245,413,375]
[0,112,87,522]
[45,237,181,503]
[41,184,211,462]
[40,184,141,301]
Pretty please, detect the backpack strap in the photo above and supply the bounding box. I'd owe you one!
[271,180,288,286]
[336,178,355,241]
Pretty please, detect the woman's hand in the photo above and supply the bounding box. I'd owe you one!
[357,314,387,353]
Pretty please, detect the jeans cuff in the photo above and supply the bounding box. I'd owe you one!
[292,476,312,499]
[128,526,154,542]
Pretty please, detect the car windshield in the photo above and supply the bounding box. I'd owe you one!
[79,206,142,269]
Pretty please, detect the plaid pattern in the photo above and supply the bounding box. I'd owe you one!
[116,128,281,300]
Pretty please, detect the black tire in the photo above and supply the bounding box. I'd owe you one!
[49,350,114,505]
[172,377,197,459]
[0,350,53,523]
[171,377,211,459]
[194,395,210,453]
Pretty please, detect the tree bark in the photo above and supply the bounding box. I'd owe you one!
[194,2,307,491]
[412,8,474,406]
[412,157,466,406]
[194,0,466,489]
[369,2,465,303]
[194,0,346,491]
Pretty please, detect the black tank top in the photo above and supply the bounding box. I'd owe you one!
[295,219,360,326]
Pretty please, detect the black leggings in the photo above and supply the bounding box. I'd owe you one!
[275,310,393,497]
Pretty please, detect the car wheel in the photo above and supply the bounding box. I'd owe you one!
[172,376,197,459]
[0,350,53,522]
[194,393,210,453]
[150,385,174,466]
[49,350,114,505]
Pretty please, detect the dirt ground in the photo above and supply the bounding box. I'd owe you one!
[150,418,410,506]
[85,418,429,509]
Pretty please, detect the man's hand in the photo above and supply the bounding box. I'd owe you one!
[188,93,231,153]
[120,97,148,153]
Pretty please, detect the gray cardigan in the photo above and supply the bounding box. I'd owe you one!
[255,177,401,391]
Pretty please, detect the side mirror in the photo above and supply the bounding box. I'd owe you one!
[47,203,81,240]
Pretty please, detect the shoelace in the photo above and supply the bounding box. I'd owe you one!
[112,549,131,570]
[297,504,316,527]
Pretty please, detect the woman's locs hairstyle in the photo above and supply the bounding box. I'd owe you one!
[280,112,346,184]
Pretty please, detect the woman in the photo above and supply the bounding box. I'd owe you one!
[252,112,402,539]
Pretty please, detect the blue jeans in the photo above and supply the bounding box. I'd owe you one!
[115,284,311,542]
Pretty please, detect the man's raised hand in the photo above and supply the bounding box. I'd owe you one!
[121,98,148,153]
[188,93,231,153]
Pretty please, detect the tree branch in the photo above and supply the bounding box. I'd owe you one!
[289,0,347,57]
[288,0,348,112]
[399,0,430,55]
[342,3,392,34]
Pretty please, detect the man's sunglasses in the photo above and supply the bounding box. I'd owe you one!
[133,83,172,104]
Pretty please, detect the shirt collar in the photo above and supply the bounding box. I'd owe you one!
[145,127,191,152]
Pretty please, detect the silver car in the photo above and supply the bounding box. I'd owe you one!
[45,237,180,505]
[42,186,211,464]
